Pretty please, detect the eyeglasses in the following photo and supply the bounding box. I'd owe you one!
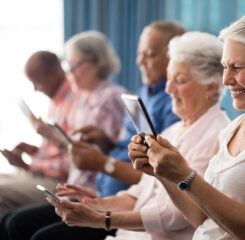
[62,60,89,72]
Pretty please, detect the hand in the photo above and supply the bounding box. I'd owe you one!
[37,121,68,149]
[13,142,38,155]
[73,125,114,153]
[70,141,107,172]
[56,184,106,210]
[145,135,191,183]
[128,135,154,176]
[47,197,102,228]
[0,149,29,170]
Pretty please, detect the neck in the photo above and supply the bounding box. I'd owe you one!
[83,76,102,93]
[50,75,65,98]
[182,101,215,129]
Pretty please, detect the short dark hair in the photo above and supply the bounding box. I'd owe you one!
[25,51,63,75]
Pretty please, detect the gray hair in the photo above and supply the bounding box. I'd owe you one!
[219,16,245,44]
[168,31,224,102]
[146,21,187,45]
[65,31,120,78]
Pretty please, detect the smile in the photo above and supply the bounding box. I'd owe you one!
[231,89,245,97]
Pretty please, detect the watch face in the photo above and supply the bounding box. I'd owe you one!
[104,159,115,174]
[178,182,188,190]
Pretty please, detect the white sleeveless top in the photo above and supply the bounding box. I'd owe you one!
[193,114,245,240]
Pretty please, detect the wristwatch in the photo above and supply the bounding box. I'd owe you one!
[104,157,116,175]
[178,170,197,191]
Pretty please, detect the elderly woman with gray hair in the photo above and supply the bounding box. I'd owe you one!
[47,31,230,240]
[131,17,245,240]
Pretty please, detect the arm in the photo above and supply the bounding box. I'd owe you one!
[146,135,245,240]
[184,175,245,240]
[48,197,145,231]
[70,141,142,185]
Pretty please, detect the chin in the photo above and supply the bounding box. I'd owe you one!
[233,101,245,111]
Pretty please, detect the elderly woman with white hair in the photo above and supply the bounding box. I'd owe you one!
[47,31,230,240]
[130,17,245,240]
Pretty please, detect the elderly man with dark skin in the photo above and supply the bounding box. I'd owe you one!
[130,17,245,240]
[0,51,79,219]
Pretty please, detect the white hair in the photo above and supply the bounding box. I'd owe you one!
[219,16,245,45]
[168,31,224,101]
[65,31,120,78]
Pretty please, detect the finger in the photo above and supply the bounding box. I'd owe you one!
[128,149,148,163]
[60,199,75,209]
[131,135,143,144]
[133,157,149,170]
[72,125,94,135]
[56,190,76,197]
[56,183,68,191]
[128,142,147,152]
[65,184,97,198]
[145,135,163,152]
[47,197,59,208]
[72,141,90,149]
[157,135,177,151]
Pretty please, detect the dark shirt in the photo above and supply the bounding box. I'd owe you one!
[97,80,180,197]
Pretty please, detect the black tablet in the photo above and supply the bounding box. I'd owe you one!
[121,94,157,138]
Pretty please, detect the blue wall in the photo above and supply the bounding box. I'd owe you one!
[64,0,245,119]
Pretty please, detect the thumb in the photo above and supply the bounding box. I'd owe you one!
[157,135,177,151]
[60,199,75,209]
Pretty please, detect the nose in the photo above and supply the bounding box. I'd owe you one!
[223,69,236,86]
[136,53,145,66]
[166,79,174,94]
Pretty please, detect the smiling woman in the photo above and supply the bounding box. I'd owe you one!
[0,0,63,173]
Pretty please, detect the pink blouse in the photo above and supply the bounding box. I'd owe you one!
[117,104,230,240]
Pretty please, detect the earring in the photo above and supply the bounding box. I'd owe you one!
[205,96,209,101]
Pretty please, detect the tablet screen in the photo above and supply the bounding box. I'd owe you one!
[121,94,157,137]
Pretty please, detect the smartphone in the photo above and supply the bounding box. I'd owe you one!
[121,94,157,140]
[36,184,60,203]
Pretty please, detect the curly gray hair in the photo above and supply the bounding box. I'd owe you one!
[168,31,224,102]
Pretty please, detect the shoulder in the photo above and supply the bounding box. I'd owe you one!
[102,81,128,97]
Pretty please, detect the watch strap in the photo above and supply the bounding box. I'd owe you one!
[105,211,111,231]
[178,169,197,190]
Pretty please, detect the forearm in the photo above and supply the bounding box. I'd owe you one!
[110,210,144,231]
[187,174,245,239]
[159,177,206,228]
[103,194,137,212]
[101,156,142,185]
[89,210,144,231]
